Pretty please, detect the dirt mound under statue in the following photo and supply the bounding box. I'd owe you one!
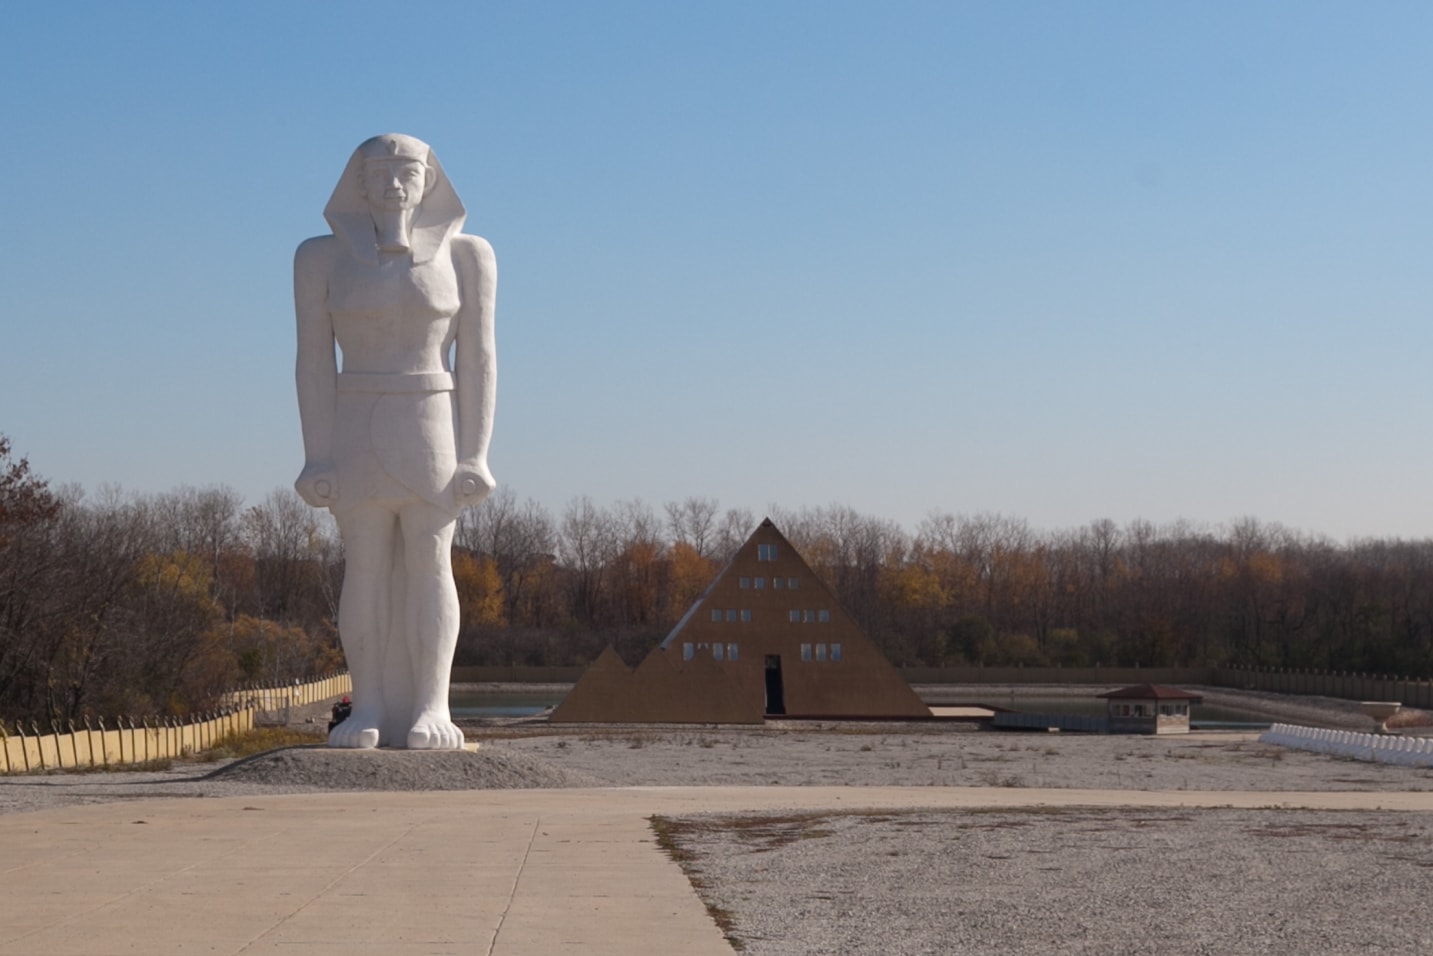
[208,745,600,791]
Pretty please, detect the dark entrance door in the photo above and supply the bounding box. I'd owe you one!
[764,655,786,715]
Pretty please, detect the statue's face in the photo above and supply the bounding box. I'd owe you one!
[362,159,429,213]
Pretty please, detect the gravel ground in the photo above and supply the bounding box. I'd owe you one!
[0,745,602,814]
[656,806,1433,956]
[7,721,1431,815]
[5,684,1430,815]
[495,725,1433,792]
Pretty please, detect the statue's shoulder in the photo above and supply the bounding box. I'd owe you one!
[295,234,338,271]
[450,233,496,271]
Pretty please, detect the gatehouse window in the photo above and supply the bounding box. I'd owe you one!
[683,642,694,660]
[727,643,739,661]
[831,643,842,662]
[758,544,777,561]
[800,643,812,661]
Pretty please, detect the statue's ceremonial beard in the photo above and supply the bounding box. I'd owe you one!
[371,207,414,254]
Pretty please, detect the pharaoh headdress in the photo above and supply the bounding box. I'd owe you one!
[323,133,467,265]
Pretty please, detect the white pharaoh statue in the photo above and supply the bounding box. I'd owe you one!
[294,134,496,749]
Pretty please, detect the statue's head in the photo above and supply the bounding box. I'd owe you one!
[355,134,436,214]
[324,133,466,265]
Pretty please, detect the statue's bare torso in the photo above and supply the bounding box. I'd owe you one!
[327,244,461,375]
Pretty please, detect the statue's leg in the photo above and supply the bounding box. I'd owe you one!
[330,504,397,749]
[398,500,464,750]
[378,527,414,745]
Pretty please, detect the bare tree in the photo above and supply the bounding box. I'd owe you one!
[559,496,618,625]
[241,488,326,626]
[664,496,719,558]
[712,506,756,563]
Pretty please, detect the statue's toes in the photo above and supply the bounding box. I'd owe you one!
[407,718,464,751]
[329,724,380,749]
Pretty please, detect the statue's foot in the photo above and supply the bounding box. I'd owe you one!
[407,712,465,750]
[328,712,381,749]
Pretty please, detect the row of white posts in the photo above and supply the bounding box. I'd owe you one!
[1259,723,1433,767]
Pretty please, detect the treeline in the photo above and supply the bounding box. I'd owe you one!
[4,435,1433,723]
[457,496,1433,682]
[0,438,341,724]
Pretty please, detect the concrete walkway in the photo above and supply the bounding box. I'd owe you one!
[5,786,1433,956]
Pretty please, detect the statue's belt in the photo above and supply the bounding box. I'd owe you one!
[336,372,455,393]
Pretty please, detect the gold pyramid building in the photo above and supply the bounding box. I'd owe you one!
[551,518,930,723]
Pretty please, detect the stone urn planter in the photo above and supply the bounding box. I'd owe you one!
[1360,701,1402,734]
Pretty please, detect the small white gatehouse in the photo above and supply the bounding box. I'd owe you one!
[1098,684,1203,735]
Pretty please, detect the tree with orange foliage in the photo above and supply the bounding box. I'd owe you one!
[453,550,507,629]
[667,541,716,620]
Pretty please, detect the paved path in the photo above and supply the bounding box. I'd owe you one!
[5,786,1433,956]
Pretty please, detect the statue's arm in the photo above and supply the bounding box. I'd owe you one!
[293,236,339,506]
[452,234,497,507]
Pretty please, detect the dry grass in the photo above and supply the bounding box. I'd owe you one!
[650,816,747,951]
[192,727,325,762]
[50,756,174,774]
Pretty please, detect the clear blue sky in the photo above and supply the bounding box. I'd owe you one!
[2,1,1430,541]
